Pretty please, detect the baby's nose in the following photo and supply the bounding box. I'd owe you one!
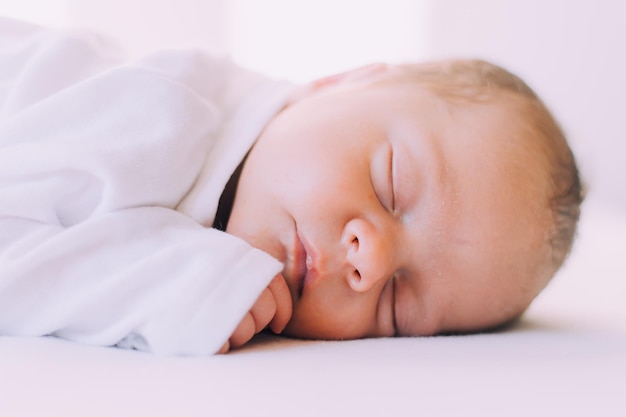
[342,218,395,292]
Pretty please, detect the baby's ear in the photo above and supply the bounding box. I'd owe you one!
[287,63,388,105]
[310,63,389,90]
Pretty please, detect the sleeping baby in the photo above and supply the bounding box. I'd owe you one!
[0,17,583,355]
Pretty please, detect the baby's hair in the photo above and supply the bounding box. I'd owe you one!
[378,59,584,276]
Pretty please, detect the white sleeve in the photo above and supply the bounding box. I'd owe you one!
[0,210,281,356]
[0,21,282,356]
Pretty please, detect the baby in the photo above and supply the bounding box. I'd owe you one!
[220,60,583,352]
[0,18,582,355]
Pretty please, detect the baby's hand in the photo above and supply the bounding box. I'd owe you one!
[218,273,292,354]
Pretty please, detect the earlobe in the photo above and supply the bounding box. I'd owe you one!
[313,63,389,90]
[287,63,389,105]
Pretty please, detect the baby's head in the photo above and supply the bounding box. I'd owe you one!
[226,59,583,339]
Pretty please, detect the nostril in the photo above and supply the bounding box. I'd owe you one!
[350,269,362,286]
[352,236,359,250]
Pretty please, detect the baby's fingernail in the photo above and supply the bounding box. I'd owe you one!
[270,322,285,334]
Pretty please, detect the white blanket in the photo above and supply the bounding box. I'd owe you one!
[0,17,294,355]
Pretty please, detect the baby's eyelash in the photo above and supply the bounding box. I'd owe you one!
[391,275,398,337]
[389,148,396,211]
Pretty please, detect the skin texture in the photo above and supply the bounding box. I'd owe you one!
[222,66,553,350]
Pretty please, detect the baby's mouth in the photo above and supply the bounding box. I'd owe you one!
[291,227,323,300]
[293,233,308,299]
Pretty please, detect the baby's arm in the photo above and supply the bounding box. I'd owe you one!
[219,274,292,353]
[0,209,283,355]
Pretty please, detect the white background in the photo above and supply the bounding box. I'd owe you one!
[1,0,624,211]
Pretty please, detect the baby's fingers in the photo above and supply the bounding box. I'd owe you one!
[228,312,255,348]
[249,287,276,333]
[217,340,230,354]
[267,274,293,334]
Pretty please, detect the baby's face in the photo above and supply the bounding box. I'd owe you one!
[227,79,552,339]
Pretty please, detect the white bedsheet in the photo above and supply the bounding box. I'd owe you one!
[1,196,624,417]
